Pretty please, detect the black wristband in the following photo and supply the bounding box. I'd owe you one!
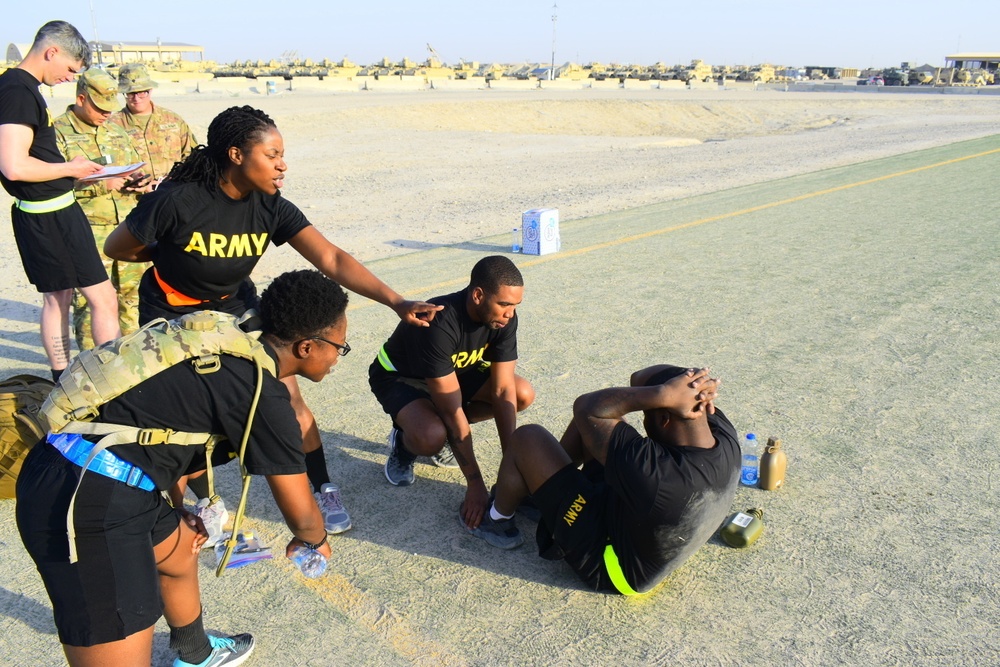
[299,533,328,551]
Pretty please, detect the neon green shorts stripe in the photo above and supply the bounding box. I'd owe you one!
[377,344,397,372]
[603,544,639,596]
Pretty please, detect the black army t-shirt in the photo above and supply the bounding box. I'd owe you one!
[604,408,740,593]
[0,68,74,200]
[375,288,518,379]
[93,344,304,491]
[125,180,310,300]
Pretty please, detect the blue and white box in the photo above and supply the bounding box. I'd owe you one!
[521,208,560,255]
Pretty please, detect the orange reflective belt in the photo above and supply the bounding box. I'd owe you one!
[153,267,222,307]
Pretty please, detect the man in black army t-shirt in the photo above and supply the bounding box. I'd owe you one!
[467,364,741,596]
[0,21,121,380]
[369,255,535,530]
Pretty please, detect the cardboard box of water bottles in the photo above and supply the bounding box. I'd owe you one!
[520,208,560,255]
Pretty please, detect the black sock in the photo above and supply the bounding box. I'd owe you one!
[304,448,330,493]
[169,612,212,664]
[187,474,211,500]
[51,368,64,383]
[395,430,417,462]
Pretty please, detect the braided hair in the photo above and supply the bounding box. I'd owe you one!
[166,105,276,189]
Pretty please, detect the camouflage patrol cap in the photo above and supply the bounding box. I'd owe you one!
[118,63,159,94]
[76,68,120,112]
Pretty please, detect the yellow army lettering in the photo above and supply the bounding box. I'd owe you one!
[562,494,587,526]
[451,346,486,369]
[183,232,269,257]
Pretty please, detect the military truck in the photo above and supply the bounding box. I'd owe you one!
[882,67,909,86]
[677,60,713,83]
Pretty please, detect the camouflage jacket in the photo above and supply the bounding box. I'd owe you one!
[53,107,142,226]
[109,103,197,181]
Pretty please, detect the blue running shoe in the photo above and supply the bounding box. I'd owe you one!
[173,633,255,667]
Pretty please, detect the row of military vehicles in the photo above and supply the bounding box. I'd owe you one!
[873,64,996,86]
[206,57,998,87]
[206,58,783,83]
[37,55,991,88]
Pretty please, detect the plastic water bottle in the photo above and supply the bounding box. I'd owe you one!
[511,227,521,253]
[289,546,327,578]
[740,433,759,486]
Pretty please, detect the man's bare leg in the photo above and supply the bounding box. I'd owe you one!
[493,424,573,516]
[40,289,73,373]
[463,374,535,424]
[78,280,121,346]
[558,421,593,466]
[394,398,449,455]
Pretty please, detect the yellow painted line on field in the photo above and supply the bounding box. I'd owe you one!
[350,145,1000,305]
[511,145,1000,270]
[300,574,467,666]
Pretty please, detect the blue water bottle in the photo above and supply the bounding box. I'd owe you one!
[740,433,759,486]
[289,546,327,578]
[511,227,521,253]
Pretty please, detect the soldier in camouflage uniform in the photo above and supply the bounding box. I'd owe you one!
[54,68,151,349]
[109,63,197,186]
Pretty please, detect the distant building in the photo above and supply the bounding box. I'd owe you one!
[945,52,1000,74]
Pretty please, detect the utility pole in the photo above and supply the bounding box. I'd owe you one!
[550,3,558,81]
[89,0,103,65]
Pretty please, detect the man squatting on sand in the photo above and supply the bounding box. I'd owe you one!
[369,255,535,529]
[467,365,740,595]
[17,270,350,667]
[0,21,121,380]
[104,104,442,535]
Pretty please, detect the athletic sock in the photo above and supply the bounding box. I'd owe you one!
[490,503,514,521]
[169,612,212,665]
[186,474,210,500]
[304,448,331,493]
[395,430,417,462]
[51,368,64,383]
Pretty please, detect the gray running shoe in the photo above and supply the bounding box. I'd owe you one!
[315,483,352,534]
[385,427,416,486]
[430,445,460,468]
[460,511,524,550]
[488,484,541,522]
[172,633,255,667]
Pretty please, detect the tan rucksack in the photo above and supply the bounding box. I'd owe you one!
[0,374,55,499]
[40,310,275,575]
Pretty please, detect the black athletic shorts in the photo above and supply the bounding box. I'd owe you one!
[10,204,108,293]
[532,463,615,593]
[15,442,179,646]
[368,359,492,421]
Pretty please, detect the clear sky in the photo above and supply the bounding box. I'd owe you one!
[6,1,996,69]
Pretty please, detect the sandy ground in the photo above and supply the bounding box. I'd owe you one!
[0,84,998,666]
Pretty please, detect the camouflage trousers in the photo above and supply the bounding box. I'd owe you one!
[73,224,149,350]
